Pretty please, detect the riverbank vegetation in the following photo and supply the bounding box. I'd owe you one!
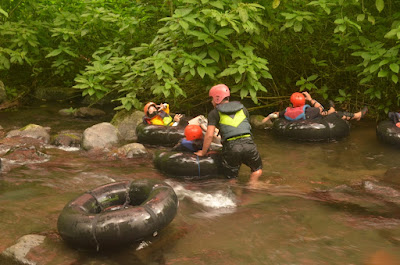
[0,0,399,117]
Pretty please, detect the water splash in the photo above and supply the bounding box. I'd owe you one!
[166,180,237,210]
[45,145,80,152]
[136,240,152,250]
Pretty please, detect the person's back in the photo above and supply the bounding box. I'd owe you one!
[195,84,262,184]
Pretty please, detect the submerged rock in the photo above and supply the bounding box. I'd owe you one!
[82,122,119,150]
[362,180,400,204]
[1,234,45,265]
[382,167,400,186]
[51,131,82,147]
[6,124,50,144]
[74,107,106,118]
[111,110,144,141]
[117,143,147,158]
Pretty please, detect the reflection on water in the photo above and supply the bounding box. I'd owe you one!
[0,105,400,264]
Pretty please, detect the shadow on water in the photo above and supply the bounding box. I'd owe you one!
[1,105,400,264]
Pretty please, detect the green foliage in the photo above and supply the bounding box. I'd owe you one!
[1,0,400,115]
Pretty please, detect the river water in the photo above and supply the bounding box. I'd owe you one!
[0,104,400,265]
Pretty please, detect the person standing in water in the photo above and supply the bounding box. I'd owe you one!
[194,84,262,184]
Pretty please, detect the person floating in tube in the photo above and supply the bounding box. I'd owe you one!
[173,124,204,152]
[194,84,262,184]
[262,91,368,124]
[143,102,183,126]
[388,111,400,128]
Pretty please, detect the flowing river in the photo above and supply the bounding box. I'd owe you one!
[0,104,400,265]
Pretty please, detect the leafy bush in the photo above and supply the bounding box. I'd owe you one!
[0,0,399,115]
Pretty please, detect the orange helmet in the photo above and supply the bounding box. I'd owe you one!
[209,84,230,104]
[290,92,305,107]
[144,102,157,115]
[184,125,203,141]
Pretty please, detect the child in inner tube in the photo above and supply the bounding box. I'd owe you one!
[262,92,368,123]
[173,124,204,152]
[143,102,183,126]
[388,111,400,128]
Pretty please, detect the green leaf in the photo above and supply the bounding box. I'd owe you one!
[369,63,380,73]
[368,15,376,25]
[46,49,63,58]
[216,28,234,37]
[375,90,381,99]
[390,63,399,73]
[378,69,388,77]
[162,63,174,76]
[272,0,280,9]
[379,59,389,67]
[307,74,318,81]
[175,8,193,17]
[208,49,220,62]
[0,8,8,17]
[240,88,248,98]
[209,1,224,9]
[376,0,384,13]
[249,88,257,103]
[357,14,365,22]
[392,74,399,84]
[339,89,346,96]
[179,20,189,30]
[238,9,248,23]
[197,66,206,78]
[293,21,302,32]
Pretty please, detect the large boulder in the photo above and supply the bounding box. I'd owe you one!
[82,122,119,150]
[0,81,6,104]
[6,124,50,144]
[111,110,144,141]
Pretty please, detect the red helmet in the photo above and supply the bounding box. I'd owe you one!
[184,125,203,141]
[209,84,230,104]
[144,102,157,115]
[290,92,305,107]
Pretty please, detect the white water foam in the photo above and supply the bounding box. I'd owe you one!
[45,145,80,152]
[166,180,237,209]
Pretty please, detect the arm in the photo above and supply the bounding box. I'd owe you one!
[262,112,279,124]
[194,125,215,156]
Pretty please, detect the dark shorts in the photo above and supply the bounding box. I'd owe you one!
[221,137,263,179]
[305,107,321,119]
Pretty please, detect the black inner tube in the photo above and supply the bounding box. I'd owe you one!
[271,116,350,141]
[57,179,178,250]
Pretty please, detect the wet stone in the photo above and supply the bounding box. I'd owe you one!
[117,143,147,158]
[82,122,119,150]
[51,131,82,147]
[6,124,50,144]
[111,110,144,141]
[1,234,45,265]
[73,107,106,118]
